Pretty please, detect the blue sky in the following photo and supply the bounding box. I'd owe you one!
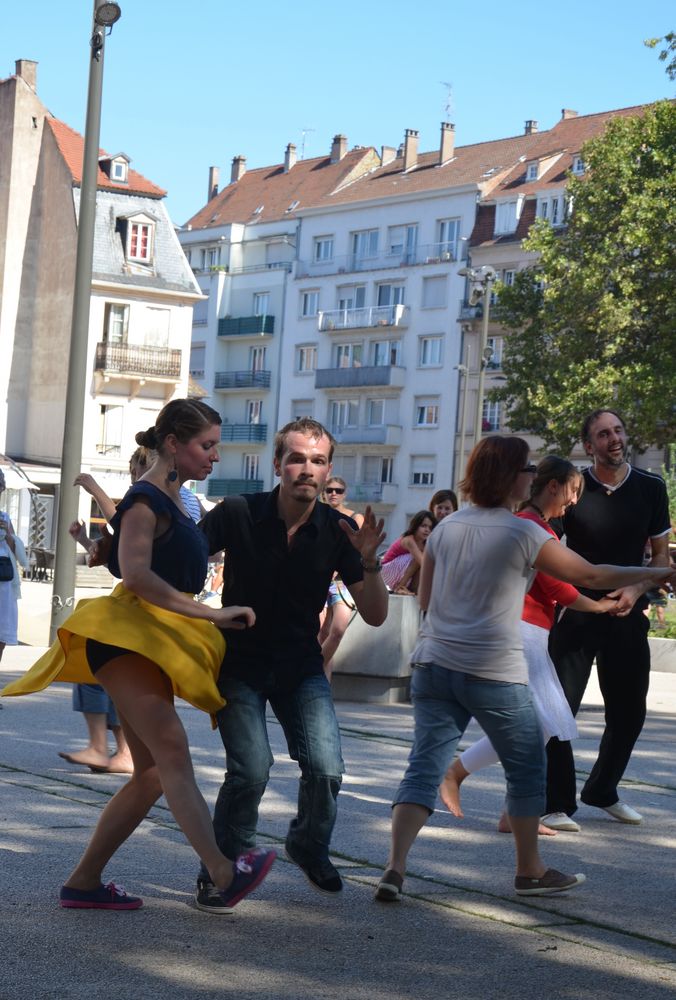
[1,1,672,226]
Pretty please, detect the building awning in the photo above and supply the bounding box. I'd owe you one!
[0,464,39,491]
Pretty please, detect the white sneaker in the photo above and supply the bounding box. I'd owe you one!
[600,801,642,824]
[540,812,581,832]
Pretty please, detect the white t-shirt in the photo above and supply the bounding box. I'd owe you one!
[410,506,551,683]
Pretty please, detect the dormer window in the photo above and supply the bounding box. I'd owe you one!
[526,162,539,181]
[494,197,524,236]
[572,156,585,175]
[99,153,130,184]
[116,212,155,265]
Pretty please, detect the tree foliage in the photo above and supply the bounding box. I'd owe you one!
[644,33,676,82]
[493,100,676,456]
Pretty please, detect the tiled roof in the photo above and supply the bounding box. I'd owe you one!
[47,118,166,198]
[184,148,380,229]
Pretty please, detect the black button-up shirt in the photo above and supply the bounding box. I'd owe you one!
[200,488,363,691]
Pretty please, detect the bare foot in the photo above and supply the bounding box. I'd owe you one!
[58,749,111,769]
[439,761,466,818]
[105,753,134,774]
[497,812,557,836]
[394,586,416,596]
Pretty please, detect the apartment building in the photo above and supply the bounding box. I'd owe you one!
[0,60,199,544]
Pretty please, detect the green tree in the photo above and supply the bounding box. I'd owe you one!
[493,100,676,455]
[644,33,676,82]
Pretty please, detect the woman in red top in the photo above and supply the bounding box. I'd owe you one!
[381,510,436,595]
[439,456,617,833]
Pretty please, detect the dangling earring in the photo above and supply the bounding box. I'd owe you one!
[167,455,178,484]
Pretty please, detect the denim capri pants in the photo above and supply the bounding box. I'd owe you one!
[72,683,119,727]
[393,662,545,818]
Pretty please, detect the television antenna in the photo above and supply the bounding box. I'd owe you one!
[440,81,454,122]
[300,127,316,159]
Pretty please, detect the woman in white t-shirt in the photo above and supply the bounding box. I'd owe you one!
[375,436,675,900]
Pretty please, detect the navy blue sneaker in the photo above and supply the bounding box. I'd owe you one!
[195,848,276,913]
[59,881,143,910]
[285,841,343,894]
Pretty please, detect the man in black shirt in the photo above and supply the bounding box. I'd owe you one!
[196,419,388,911]
[542,409,671,831]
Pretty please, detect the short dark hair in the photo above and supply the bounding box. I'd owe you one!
[460,435,530,507]
[136,399,221,451]
[581,408,625,443]
[403,510,437,537]
[429,489,458,514]
[274,418,336,463]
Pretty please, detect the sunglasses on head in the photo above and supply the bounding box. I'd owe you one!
[521,464,537,474]
[325,486,345,495]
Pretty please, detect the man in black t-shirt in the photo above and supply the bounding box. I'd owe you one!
[542,409,671,831]
[195,419,388,912]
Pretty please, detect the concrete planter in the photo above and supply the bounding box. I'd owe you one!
[648,636,676,673]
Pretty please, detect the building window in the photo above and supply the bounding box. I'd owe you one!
[103,303,128,344]
[314,237,334,262]
[572,156,585,175]
[494,199,522,235]
[372,340,400,366]
[97,404,123,456]
[296,345,317,373]
[387,224,417,259]
[526,162,539,181]
[334,343,362,368]
[246,399,262,424]
[421,275,446,308]
[129,222,153,262]
[301,290,319,317]
[482,399,501,432]
[377,283,405,307]
[243,454,259,480]
[351,229,379,261]
[418,336,442,367]
[538,196,564,226]
[437,218,459,258]
[363,455,393,484]
[111,158,128,183]
[253,292,270,316]
[189,344,205,379]
[415,397,439,427]
[366,399,385,426]
[291,399,314,420]
[330,399,359,432]
[145,307,170,348]
[250,346,266,371]
[411,455,435,486]
[486,336,503,370]
[337,285,366,310]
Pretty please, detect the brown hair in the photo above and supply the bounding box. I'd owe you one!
[403,510,437,538]
[460,435,530,507]
[274,418,336,463]
[581,408,625,443]
[520,455,583,510]
[136,399,221,452]
[429,489,458,514]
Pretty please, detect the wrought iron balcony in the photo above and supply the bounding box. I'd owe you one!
[220,423,267,443]
[315,365,405,390]
[95,342,182,379]
[207,478,264,498]
[318,304,409,333]
[214,370,272,390]
[217,314,275,337]
[458,303,483,321]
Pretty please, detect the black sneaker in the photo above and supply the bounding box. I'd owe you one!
[285,841,343,894]
[195,877,234,914]
[195,848,276,914]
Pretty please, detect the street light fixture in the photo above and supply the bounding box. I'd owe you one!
[49,1,121,643]
[458,265,497,448]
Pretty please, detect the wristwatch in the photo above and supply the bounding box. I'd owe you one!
[360,556,382,573]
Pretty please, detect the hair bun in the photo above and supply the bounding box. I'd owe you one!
[135,426,158,448]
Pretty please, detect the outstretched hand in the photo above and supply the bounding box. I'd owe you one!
[339,505,386,563]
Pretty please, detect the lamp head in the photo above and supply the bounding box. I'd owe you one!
[94,2,122,26]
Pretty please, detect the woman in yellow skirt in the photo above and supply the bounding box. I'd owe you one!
[2,399,276,910]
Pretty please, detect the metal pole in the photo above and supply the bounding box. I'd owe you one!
[454,345,470,490]
[49,2,117,643]
[472,275,493,449]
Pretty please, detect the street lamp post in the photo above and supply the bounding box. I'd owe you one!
[453,344,470,489]
[49,1,121,644]
[458,265,497,449]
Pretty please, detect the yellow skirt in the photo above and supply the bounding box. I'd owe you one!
[1,583,226,715]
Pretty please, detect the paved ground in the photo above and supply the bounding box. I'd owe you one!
[1,582,675,999]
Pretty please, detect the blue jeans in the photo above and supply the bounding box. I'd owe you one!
[206,673,344,867]
[394,663,545,818]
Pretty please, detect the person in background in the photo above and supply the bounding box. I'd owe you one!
[429,489,458,522]
[0,469,24,673]
[381,511,436,595]
[319,476,365,679]
[545,409,672,830]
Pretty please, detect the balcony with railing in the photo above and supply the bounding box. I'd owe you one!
[349,482,398,505]
[94,342,182,379]
[220,423,268,443]
[214,370,272,391]
[217,314,275,337]
[297,243,458,278]
[315,365,406,390]
[331,424,402,446]
[318,304,409,333]
[458,302,483,322]
[207,478,264,498]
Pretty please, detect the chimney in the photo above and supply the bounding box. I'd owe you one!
[403,128,419,171]
[524,119,539,135]
[230,155,246,183]
[380,145,397,166]
[284,142,297,173]
[439,121,455,164]
[207,166,219,201]
[561,109,578,120]
[15,59,37,90]
[330,134,348,163]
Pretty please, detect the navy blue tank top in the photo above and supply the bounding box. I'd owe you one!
[108,481,208,594]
